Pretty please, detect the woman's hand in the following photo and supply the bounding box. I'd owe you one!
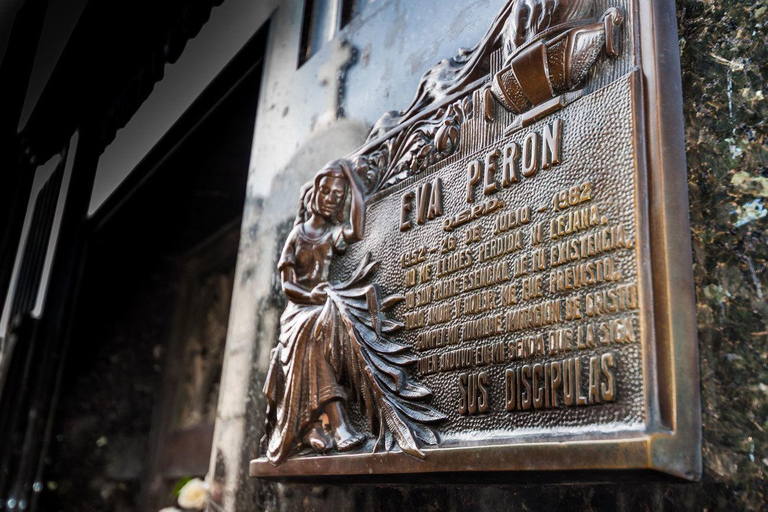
[281,268,328,305]
[310,283,329,303]
[339,159,366,243]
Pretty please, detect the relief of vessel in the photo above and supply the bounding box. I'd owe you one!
[491,0,623,120]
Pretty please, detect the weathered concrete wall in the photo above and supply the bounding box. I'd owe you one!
[209,0,768,509]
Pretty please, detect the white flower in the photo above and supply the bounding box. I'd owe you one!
[177,478,209,510]
[159,508,182,512]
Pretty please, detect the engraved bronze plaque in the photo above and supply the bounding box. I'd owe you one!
[251,0,700,480]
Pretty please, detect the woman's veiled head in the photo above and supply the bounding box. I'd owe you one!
[308,159,352,223]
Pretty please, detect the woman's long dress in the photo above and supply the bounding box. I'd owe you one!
[263,223,348,464]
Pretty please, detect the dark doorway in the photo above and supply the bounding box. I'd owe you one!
[36,51,262,512]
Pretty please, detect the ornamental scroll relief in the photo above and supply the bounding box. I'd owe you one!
[260,0,627,467]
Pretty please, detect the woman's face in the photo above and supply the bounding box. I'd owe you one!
[316,176,346,219]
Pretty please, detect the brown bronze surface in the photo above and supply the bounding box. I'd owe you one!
[251,0,700,480]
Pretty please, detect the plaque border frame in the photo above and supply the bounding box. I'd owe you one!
[250,0,701,481]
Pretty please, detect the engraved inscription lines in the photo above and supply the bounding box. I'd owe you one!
[359,75,638,432]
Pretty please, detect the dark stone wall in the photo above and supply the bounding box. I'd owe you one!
[41,254,179,512]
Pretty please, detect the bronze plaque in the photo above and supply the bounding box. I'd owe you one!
[251,0,700,479]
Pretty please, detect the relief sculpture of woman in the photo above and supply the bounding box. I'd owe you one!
[263,159,445,465]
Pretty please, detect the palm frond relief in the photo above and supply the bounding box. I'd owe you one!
[322,253,446,458]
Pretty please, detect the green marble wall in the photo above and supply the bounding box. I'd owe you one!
[680,0,768,508]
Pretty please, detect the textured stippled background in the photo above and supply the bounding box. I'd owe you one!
[334,73,646,445]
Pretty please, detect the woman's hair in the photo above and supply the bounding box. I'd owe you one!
[294,159,353,226]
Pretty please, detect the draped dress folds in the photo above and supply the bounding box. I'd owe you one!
[264,223,349,464]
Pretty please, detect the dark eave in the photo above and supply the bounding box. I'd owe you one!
[20,0,224,163]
